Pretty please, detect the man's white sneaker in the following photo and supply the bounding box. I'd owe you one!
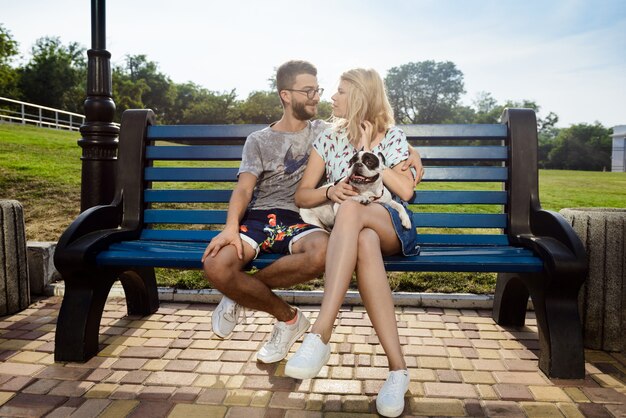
[256,308,310,363]
[211,296,243,338]
[284,333,330,379]
[376,369,410,417]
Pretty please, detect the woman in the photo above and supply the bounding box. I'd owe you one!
[285,68,422,418]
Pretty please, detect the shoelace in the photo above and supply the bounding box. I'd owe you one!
[383,373,404,398]
[381,372,406,400]
[298,334,320,358]
[266,325,284,348]
[225,302,249,325]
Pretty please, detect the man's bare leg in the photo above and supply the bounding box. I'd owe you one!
[254,231,328,289]
[204,231,327,322]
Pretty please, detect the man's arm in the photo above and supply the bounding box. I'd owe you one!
[201,172,257,261]
[401,146,424,186]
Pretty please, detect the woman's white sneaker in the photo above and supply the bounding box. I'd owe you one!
[284,333,330,379]
[256,308,310,363]
[376,369,410,417]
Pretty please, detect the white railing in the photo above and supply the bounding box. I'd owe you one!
[0,96,85,131]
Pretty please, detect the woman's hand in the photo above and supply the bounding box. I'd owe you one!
[358,120,374,151]
[327,179,358,203]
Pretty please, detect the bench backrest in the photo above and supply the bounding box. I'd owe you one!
[116,109,539,248]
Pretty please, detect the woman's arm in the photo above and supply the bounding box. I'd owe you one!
[295,149,330,208]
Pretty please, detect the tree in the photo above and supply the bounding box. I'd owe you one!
[18,36,85,110]
[235,90,282,124]
[385,61,465,123]
[181,88,238,124]
[546,123,612,171]
[122,54,176,123]
[0,24,21,99]
[112,66,150,121]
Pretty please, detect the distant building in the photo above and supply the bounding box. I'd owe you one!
[612,125,626,172]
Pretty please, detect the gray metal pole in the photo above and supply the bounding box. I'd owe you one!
[78,0,119,212]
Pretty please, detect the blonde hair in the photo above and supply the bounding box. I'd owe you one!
[333,68,395,146]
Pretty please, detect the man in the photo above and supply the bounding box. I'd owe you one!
[202,60,423,364]
[202,60,329,363]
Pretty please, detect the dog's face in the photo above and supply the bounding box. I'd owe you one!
[346,151,386,188]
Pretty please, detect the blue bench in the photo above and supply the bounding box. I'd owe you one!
[54,108,588,378]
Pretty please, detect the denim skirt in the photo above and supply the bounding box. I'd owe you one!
[380,202,420,256]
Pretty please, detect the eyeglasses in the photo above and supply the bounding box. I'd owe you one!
[283,87,324,99]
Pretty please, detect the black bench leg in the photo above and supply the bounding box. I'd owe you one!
[119,268,159,316]
[530,285,585,379]
[54,276,115,362]
[492,273,530,326]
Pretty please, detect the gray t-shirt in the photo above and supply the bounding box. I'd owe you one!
[238,120,328,213]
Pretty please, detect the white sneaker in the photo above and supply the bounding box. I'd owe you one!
[257,308,310,363]
[376,369,410,417]
[284,333,330,379]
[211,296,243,338]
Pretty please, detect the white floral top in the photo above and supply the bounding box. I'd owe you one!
[312,126,411,183]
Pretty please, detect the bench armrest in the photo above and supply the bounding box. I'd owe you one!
[502,108,587,283]
[54,201,139,277]
[513,209,588,285]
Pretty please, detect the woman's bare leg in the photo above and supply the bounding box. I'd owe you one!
[356,228,406,370]
[310,200,401,343]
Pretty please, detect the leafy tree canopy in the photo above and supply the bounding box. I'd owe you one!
[385,60,465,124]
[0,24,20,98]
[18,36,85,110]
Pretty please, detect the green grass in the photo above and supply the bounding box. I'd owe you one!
[2,122,625,293]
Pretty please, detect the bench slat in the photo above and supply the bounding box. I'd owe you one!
[144,189,507,205]
[146,145,244,160]
[146,145,508,162]
[401,124,507,139]
[146,124,507,141]
[147,124,266,140]
[96,243,542,272]
[144,166,508,182]
[139,229,510,246]
[111,241,530,257]
[418,146,507,160]
[415,191,506,204]
[145,189,232,203]
[143,209,507,228]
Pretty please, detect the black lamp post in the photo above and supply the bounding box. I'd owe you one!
[78,0,118,212]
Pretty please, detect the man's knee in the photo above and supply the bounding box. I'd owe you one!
[308,235,328,274]
[296,232,328,274]
[203,251,239,289]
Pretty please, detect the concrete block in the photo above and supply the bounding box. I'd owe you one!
[0,200,31,314]
[27,241,59,294]
[560,208,626,352]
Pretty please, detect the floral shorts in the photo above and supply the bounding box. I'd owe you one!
[238,209,324,258]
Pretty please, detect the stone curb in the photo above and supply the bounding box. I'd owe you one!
[45,282,496,309]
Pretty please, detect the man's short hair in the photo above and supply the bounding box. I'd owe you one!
[276,60,317,92]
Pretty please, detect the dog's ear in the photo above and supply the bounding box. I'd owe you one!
[348,153,359,167]
[378,152,386,167]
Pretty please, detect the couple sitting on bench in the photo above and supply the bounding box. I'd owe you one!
[201,60,423,418]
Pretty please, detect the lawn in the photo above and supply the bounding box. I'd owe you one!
[2,123,625,292]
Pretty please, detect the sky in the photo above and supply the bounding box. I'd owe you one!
[2,0,625,128]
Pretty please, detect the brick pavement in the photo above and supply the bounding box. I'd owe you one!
[0,296,624,417]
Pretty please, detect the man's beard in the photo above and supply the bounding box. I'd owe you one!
[292,101,317,121]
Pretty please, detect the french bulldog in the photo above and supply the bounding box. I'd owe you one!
[300,151,412,232]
